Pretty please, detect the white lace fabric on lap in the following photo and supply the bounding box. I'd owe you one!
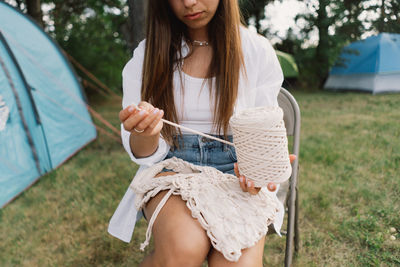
[130,157,281,262]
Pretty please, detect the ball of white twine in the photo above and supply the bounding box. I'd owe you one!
[230,106,292,187]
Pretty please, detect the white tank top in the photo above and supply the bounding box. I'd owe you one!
[173,71,223,134]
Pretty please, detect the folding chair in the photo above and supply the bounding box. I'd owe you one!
[277,87,301,267]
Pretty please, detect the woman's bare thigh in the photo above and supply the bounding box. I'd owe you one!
[142,172,211,262]
[142,172,179,219]
[207,236,266,267]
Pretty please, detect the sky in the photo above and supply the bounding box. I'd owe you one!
[263,0,316,44]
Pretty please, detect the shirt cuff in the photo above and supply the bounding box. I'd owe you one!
[121,124,170,167]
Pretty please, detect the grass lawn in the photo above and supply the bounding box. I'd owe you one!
[1,91,399,266]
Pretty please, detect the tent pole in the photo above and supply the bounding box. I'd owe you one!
[0,50,42,175]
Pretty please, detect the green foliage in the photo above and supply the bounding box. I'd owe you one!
[282,0,400,89]
[42,0,130,93]
[366,0,400,33]
[333,0,366,41]
[278,0,373,88]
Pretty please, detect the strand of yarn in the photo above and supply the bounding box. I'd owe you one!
[130,103,233,146]
[161,118,234,146]
[140,188,174,251]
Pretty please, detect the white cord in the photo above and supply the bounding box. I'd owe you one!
[131,104,234,146]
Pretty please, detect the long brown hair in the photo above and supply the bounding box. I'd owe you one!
[142,0,244,145]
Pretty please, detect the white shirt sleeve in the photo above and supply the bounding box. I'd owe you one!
[254,37,284,107]
[121,40,170,167]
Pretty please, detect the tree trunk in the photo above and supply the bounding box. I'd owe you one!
[255,12,261,33]
[379,0,385,32]
[15,0,23,10]
[315,0,330,86]
[122,0,146,52]
[26,0,43,28]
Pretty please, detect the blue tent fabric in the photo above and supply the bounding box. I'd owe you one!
[0,1,97,207]
[379,34,400,73]
[325,33,400,93]
[330,33,400,75]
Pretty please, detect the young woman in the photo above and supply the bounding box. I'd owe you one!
[109,0,294,266]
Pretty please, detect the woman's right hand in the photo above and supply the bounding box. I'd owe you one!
[119,101,164,137]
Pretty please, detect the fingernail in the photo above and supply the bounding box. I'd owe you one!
[139,110,146,116]
[247,180,252,187]
[268,183,276,191]
[153,108,159,114]
[239,176,243,183]
[128,106,134,112]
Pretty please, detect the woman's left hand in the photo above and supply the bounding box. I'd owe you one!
[234,154,297,195]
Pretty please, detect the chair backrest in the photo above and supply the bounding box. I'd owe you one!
[276,88,301,204]
[277,88,301,267]
[278,88,300,156]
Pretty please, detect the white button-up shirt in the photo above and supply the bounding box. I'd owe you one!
[108,26,285,242]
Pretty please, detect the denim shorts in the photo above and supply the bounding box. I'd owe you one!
[161,135,237,175]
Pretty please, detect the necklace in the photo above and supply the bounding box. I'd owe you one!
[192,40,209,46]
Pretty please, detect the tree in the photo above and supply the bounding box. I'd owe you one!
[26,0,43,27]
[120,0,146,53]
[294,0,337,86]
[334,0,365,41]
[129,0,146,51]
[368,0,400,33]
[5,0,44,27]
[40,0,130,92]
[314,0,332,83]
[293,0,371,87]
[239,0,274,33]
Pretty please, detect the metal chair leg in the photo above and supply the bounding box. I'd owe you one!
[294,187,300,253]
[284,186,296,267]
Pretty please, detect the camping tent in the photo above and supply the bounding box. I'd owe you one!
[276,50,299,78]
[0,1,97,208]
[324,33,400,94]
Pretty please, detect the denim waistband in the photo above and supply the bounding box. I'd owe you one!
[170,134,233,150]
[164,134,236,174]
